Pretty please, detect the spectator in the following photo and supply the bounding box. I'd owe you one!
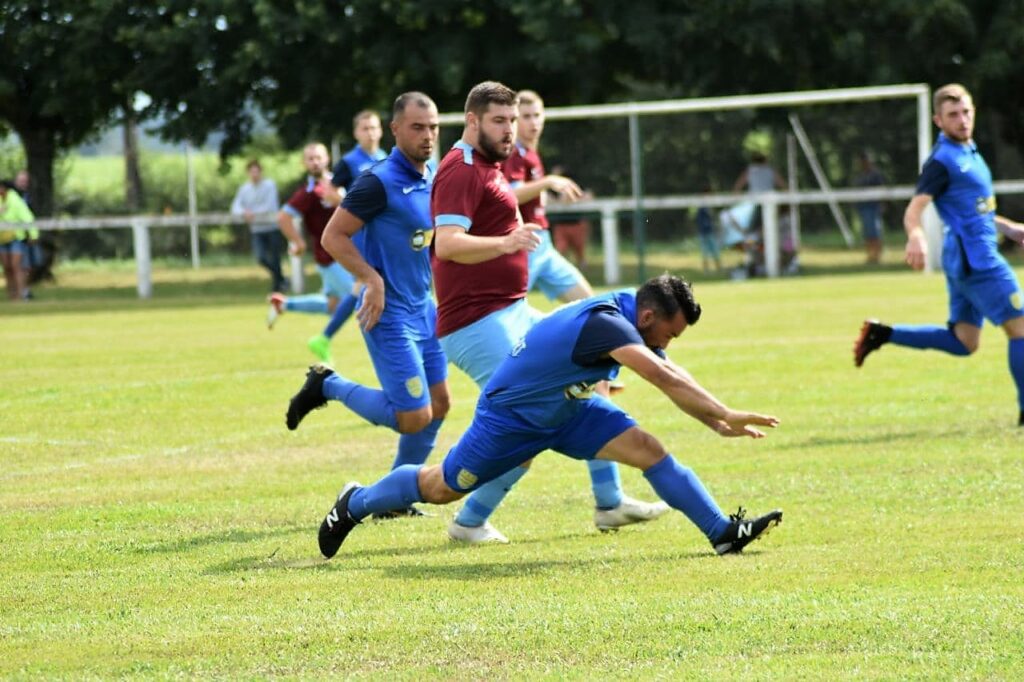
[855,151,886,264]
[695,183,721,273]
[0,180,34,300]
[733,150,787,233]
[547,165,591,268]
[231,159,285,292]
[12,170,43,298]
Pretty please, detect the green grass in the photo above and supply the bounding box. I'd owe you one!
[2,247,1023,679]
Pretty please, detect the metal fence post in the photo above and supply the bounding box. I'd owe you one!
[601,206,620,285]
[762,197,780,278]
[131,218,152,299]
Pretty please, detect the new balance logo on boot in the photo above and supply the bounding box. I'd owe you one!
[711,508,783,555]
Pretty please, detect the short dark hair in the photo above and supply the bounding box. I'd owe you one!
[352,109,380,130]
[464,81,518,118]
[393,91,435,118]
[636,274,702,325]
[245,159,261,171]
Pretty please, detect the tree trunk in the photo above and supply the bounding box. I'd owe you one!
[18,128,56,218]
[123,107,145,213]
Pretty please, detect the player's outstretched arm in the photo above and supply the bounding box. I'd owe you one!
[322,207,385,330]
[277,211,306,255]
[995,215,1024,245]
[609,344,779,439]
[902,194,933,271]
[512,175,584,204]
[433,223,541,264]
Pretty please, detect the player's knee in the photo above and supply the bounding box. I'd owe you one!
[417,465,462,504]
[430,393,451,420]
[326,296,339,313]
[633,430,668,469]
[396,408,432,434]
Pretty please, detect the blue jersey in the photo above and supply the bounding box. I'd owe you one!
[332,146,387,192]
[917,133,1000,272]
[484,290,662,427]
[342,147,435,320]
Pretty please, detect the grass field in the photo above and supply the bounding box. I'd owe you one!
[2,247,1023,679]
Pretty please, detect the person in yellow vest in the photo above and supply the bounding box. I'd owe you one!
[0,180,35,301]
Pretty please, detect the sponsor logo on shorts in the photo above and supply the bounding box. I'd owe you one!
[1011,291,1023,311]
[405,376,424,399]
[456,469,478,490]
[410,229,433,251]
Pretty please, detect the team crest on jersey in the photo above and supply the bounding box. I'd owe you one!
[456,469,478,490]
[564,381,597,400]
[1011,291,1023,311]
[410,229,433,251]
[975,196,996,215]
[405,376,424,399]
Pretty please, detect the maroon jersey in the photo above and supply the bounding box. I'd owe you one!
[431,141,526,337]
[284,177,337,266]
[500,142,548,228]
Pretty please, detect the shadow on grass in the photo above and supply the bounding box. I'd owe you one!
[779,427,969,450]
[137,524,308,555]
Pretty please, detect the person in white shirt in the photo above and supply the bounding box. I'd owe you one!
[231,159,284,292]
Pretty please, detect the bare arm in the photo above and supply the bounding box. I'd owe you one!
[277,210,306,255]
[732,169,749,193]
[512,175,583,204]
[902,193,933,271]
[322,207,383,330]
[433,223,542,264]
[609,344,779,438]
[995,215,1024,245]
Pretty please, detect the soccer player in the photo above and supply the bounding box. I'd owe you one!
[430,81,666,544]
[307,111,390,364]
[501,90,592,302]
[266,143,353,329]
[312,274,784,559]
[854,84,1024,426]
[286,93,448,518]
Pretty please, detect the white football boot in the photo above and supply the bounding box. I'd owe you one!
[594,495,671,531]
[447,520,509,544]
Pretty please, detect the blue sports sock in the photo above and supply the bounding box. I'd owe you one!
[454,466,529,528]
[392,418,443,469]
[347,465,423,521]
[322,374,398,429]
[285,294,329,314]
[588,459,624,510]
[890,324,970,356]
[323,294,358,338]
[643,454,730,540]
[1009,338,1024,411]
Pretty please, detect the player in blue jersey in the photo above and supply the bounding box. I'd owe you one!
[307,110,391,365]
[286,92,450,517]
[314,274,784,559]
[854,84,1024,426]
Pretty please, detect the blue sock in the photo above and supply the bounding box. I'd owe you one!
[890,324,970,355]
[588,460,624,509]
[285,294,328,314]
[1009,338,1024,411]
[392,418,443,469]
[322,374,398,429]
[323,294,358,338]
[454,466,529,528]
[347,465,423,521]
[643,454,729,540]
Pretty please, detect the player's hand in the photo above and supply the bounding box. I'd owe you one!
[289,238,306,256]
[503,223,543,254]
[357,275,385,331]
[905,227,928,271]
[243,210,254,224]
[1002,220,1024,245]
[547,175,584,202]
[717,410,779,439]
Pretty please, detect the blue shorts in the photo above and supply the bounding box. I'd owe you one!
[528,230,584,300]
[316,261,356,299]
[0,241,25,256]
[857,205,881,240]
[439,298,544,388]
[442,394,637,493]
[362,305,448,412]
[945,260,1024,327]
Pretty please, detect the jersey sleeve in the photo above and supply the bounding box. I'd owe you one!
[341,173,387,223]
[915,158,949,198]
[331,159,353,190]
[432,166,482,231]
[571,306,648,366]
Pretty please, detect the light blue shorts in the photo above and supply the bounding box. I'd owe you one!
[439,298,544,388]
[0,241,25,256]
[528,230,584,300]
[316,261,356,299]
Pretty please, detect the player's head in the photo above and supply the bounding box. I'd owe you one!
[245,159,262,182]
[932,83,974,143]
[464,81,519,162]
[392,92,439,165]
[302,142,330,178]
[352,110,383,151]
[635,274,702,350]
[516,89,545,147]
[14,170,29,191]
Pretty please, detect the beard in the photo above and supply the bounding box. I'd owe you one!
[478,127,512,162]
